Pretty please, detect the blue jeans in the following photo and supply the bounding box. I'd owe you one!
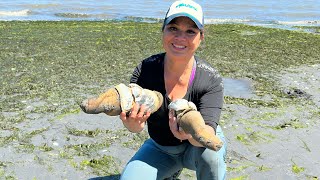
[120,126,227,180]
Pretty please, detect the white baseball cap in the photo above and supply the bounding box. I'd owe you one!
[163,0,204,30]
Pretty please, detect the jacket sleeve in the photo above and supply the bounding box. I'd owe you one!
[194,60,224,132]
[198,75,224,132]
[130,62,142,84]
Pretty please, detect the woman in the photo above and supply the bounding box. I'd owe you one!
[119,0,227,179]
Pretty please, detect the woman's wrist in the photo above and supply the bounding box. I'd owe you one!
[123,120,145,133]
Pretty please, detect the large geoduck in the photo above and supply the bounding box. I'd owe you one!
[169,99,223,151]
[80,83,163,116]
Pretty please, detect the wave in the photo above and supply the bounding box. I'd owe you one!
[204,18,320,27]
[54,13,92,18]
[205,18,253,24]
[204,18,281,26]
[23,4,60,9]
[122,16,163,23]
[0,9,31,16]
[276,20,319,26]
[53,13,164,22]
[54,12,121,20]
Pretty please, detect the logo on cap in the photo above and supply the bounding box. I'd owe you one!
[175,3,198,11]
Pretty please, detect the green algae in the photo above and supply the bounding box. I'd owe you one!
[1,21,319,117]
[224,96,284,108]
[293,26,320,34]
[257,165,272,172]
[291,160,305,174]
[38,143,54,152]
[229,175,249,180]
[122,130,149,150]
[271,117,307,130]
[65,140,113,156]
[236,130,275,145]
[80,155,121,176]
[227,165,251,172]
[66,127,111,137]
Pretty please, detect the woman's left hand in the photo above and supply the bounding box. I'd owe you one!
[168,109,192,141]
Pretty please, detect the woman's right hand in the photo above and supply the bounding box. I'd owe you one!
[119,103,150,133]
[168,109,192,141]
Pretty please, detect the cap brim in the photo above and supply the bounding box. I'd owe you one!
[164,13,203,30]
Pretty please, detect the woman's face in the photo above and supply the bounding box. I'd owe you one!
[162,16,204,59]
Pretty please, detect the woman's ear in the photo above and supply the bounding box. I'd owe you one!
[200,32,205,41]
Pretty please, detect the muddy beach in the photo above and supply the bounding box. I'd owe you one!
[0,21,319,179]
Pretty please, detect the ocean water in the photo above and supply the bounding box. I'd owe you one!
[0,0,319,28]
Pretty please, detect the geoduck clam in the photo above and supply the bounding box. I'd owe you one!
[80,83,163,116]
[169,99,223,151]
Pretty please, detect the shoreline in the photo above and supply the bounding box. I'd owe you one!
[1,19,319,34]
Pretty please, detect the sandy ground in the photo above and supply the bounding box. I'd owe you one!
[1,64,319,180]
[225,64,320,179]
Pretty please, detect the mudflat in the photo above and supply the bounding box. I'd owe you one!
[0,21,319,179]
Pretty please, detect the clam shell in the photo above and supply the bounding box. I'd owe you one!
[129,83,163,113]
[115,83,134,112]
[168,99,197,112]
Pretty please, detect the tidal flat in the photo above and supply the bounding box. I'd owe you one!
[0,21,319,179]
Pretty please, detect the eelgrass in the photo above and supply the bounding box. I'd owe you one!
[1,21,319,114]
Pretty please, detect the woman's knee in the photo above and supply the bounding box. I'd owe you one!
[201,147,226,166]
[195,147,227,180]
[193,126,227,179]
[121,160,157,180]
[200,127,227,168]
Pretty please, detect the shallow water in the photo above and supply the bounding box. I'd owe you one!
[223,78,254,98]
[0,0,319,27]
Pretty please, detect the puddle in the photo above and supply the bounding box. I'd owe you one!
[223,78,255,98]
